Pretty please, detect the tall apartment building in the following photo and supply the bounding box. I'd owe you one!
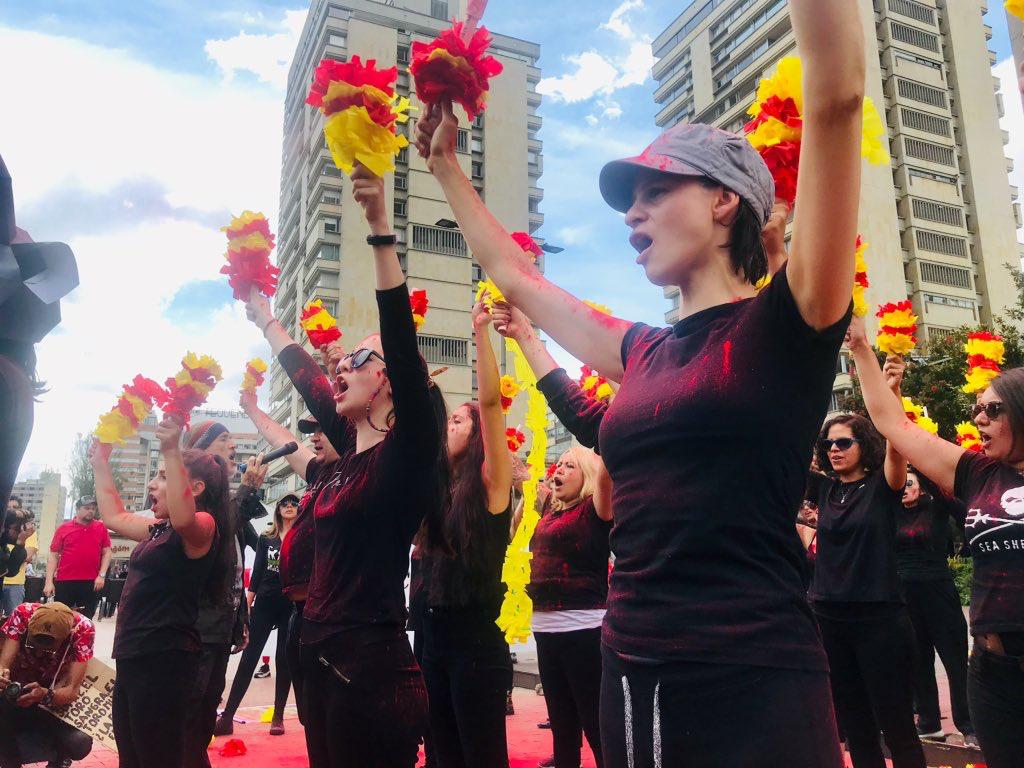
[1009,7,1024,112]
[12,470,67,563]
[653,0,1022,406]
[265,0,542,500]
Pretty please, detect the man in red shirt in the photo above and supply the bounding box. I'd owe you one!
[43,498,111,620]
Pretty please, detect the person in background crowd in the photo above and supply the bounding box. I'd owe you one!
[849,315,1024,768]
[795,500,819,591]
[44,498,110,620]
[91,417,233,768]
[216,494,299,737]
[240,367,349,729]
[180,421,267,768]
[419,298,513,768]
[2,508,37,616]
[0,602,94,768]
[808,398,925,768]
[896,471,975,745]
[6,497,21,512]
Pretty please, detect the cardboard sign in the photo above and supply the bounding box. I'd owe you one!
[43,657,117,752]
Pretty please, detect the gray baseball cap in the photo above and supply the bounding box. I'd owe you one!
[599,123,775,225]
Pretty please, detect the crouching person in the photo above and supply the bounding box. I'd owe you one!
[0,601,94,768]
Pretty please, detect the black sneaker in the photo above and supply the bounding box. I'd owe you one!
[537,758,556,768]
[254,663,271,679]
[505,691,515,716]
[916,724,945,741]
[537,720,551,729]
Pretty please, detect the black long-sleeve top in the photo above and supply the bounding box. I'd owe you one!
[249,534,284,601]
[280,285,443,645]
[536,368,607,453]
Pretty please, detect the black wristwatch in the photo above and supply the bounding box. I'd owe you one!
[40,688,54,708]
[366,234,397,247]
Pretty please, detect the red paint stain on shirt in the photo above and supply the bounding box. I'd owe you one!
[722,340,732,377]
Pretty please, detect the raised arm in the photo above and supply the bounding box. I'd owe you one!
[592,455,613,522]
[786,0,867,330]
[880,354,909,493]
[89,442,157,542]
[351,163,403,292]
[156,418,216,558]
[846,316,962,493]
[416,102,632,380]
[472,301,513,514]
[240,390,315,477]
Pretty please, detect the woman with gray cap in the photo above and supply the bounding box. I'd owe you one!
[415,2,865,764]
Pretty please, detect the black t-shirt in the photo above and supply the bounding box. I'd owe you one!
[598,265,848,670]
[895,495,953,582]
[528,497,611,611]
[954,451,1024,635]
[536,368,607,453]
[278,457,341,599]
[427,503,510,615]
[808,471,904,603]
[113,522,215,659]
[249,535,284,601]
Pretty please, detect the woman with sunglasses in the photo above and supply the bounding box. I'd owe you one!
[415,1,863,763]
[808,377,926,768]
[239,386,347,728]
[246,162,448,768]
[896,471,974,745]
[215,494,300,737]
[89,418,233,768]
[848,317,1024,768]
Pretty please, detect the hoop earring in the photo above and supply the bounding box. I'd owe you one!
[366,381,391,434]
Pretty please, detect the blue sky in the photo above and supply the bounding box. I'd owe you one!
[1,1,1020,482]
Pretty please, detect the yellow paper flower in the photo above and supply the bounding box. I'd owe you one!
[241,358,268,394]
[852,236,870,318]
[956,422,983,452]
[323,104,411,177]
[476,279,504,306]
[583,300,612,316]
[861,97,889,165]
[1007,0,1024,21]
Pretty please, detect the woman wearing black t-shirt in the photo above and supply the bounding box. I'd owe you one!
[850,320,1024,768]
[216,494,299,736]
[246,164,448,768]
[897,471,974,744]
[418,299,513,768]
[415,2,864,763]
[808,410,925,768]
[90,418,232,768]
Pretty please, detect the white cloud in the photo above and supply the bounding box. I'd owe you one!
[205,9,308,89]
[537,0,654,106]
[995,57,1024,242]
[0,25,290,482]
[556,225,593,246]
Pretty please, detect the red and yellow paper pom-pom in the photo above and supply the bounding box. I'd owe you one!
[499,374,521,413]
[876,300,917,356]
[545,462,557,480]
[902,396,938,434]
[956,422,983,452]
[300,300,343,349]
[410,23,504,121]
[963,331,1005,394]
[476,278,504,306]
[306,56,411,177]
[744,56,887,206]
[94,375,168,445]
[511,231,543,262]
[221,211,279,301]
[409,289,429,330]
[163,354,223,428]
[579,365,614,405]
[506,426,526,453]
[1006,0,1024,21]
[241,358,268,394]
[583,300,613,316]
[853,236,870,318]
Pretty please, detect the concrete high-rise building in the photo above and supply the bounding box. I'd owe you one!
[265,0,542,500]
[653,0,1022,408]
[1009,7,1024,112]
[12,470,67,563]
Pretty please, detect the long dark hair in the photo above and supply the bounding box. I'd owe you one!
[991,367,1024,460]
[815,413,886,475]
[182,449,234,603]
[428,402,496,604]
[696,178,768,285]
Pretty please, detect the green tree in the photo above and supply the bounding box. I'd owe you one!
[67,433,127,502]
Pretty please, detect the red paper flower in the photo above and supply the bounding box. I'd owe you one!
[759,141,801,205]
[410,23,504,120]
[511,231,542,261]
[218,738,247,757]
[306,57,397,116]
[410,289,429,329]
[506,426,526,453]
[744,95,802,134]
[300,300,343,349]
[545,463,557,479]
[221,212,278,301]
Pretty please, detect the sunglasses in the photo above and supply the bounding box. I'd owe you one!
[971,401,1004,420]
[278,500,298,509]
[337,348,386,373]
[820,437,858,451]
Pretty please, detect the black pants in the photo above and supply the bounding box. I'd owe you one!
[301,627,427,767]
[902,578,973,735]
[183,642,231,768]
[968,646,1024,768]
[600,644,842,768]
[412,630,436,768]
[535,628,603,768]
[421,607,512,768]
[287,601,305,724]
[0,702,92,767]
[54,579,99,619]
[0,355,33,518]
[221,595,293,720]
[113,650,198,768]
[815,605,925,768]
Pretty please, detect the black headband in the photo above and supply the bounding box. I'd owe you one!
[194,422,229,451]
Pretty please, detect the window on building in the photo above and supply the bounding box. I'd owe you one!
[417,334,468,366]
[890,21,939,53]
[430,0,449,21]
[394,174,408,190]
[323,216,340,234]
[919,261,971,290]
[893,49,943,72]
[924,293,974,309]
[472,113,484,129]
[397,146,409,165]
[317,244,340,261]
[901,107,951,137]
[322,188,342,205]
[896,78,947,109]
[472,138,484,153]
[396,227,407,244]
[456,129,469,153]
[328,33,347,48]
[528,197,541,213]
[471,161,483,179]
[315,271,339,289]
[908,167,958,187]
[911,198,964,227]
[915,229,967,258]
[903,137,955,167]
[888,0,936,26]
[397,45,410,64]
[394,199,407,218]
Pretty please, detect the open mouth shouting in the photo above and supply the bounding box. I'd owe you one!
[629,231,653,265]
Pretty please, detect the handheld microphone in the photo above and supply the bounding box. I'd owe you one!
[237,441,298,473]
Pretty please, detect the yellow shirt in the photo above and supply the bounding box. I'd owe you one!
[5,532,38,586]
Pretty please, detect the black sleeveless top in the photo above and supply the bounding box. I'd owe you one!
[113,521,216,659]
